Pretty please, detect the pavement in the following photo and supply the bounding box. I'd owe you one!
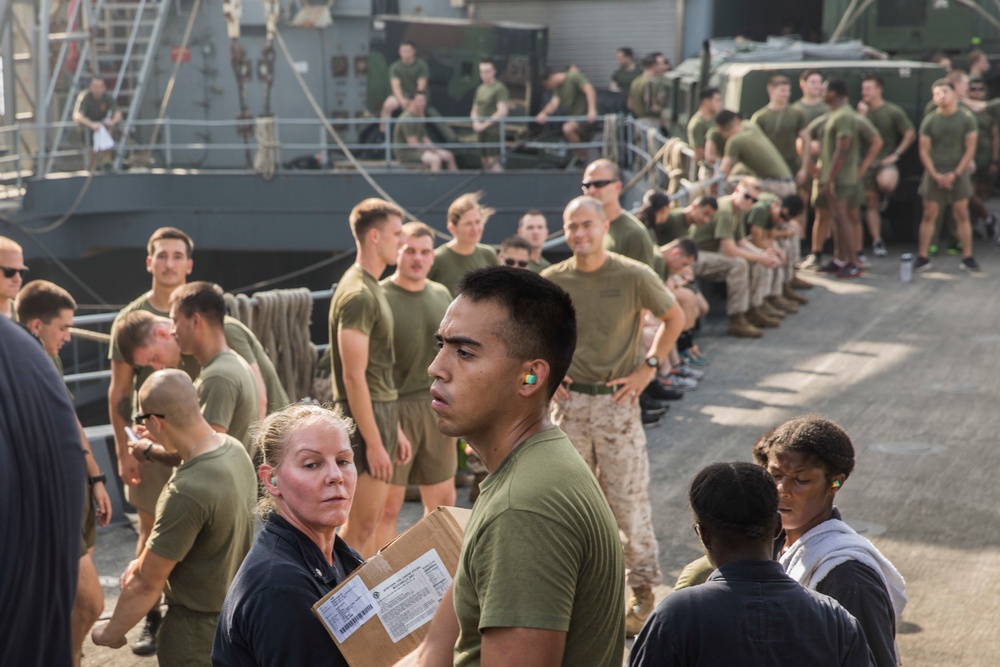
[83,239,1000,666]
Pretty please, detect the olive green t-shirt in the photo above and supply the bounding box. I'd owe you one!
[706,128,726,157]
[655,208,690,246]
[920,107,978,171]
[791,98,829,125]
[750,105,807,171]
[972,106,995,165]
[691,195,744,252]
[866,101,913,159]
[807,112,878,154]
[603,210,658,270]
[453,428,625,667]
[329,264,397,403]
[724,123,793,179]
[628,74,669,119]
[687,112,714,150]
[612,65,641,92]
[223,316,289,413]
[426,244,500,295]
[555,70,591,116]
[393,109,427,164]
[380,279,452,397]
[744,192,780,232]
[527,256,551,273]
[146,436,256,613]
[388,58,429,99]
[821,105,861,186]
[73,90,118,123]
[542,253,674,383]
[195,350,260,452]
[473,80,510,119]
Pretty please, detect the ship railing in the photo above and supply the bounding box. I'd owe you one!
[620,116,724,204]
[0,114,609,185]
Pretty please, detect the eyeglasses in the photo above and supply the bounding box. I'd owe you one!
[503,258,529,268]
[133,412,165,426]
[742,192,759,204]
[581,179,617,191]
[1,266,28,279]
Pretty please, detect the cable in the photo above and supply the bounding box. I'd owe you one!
[228,246,356,294]
[14,170,94,235]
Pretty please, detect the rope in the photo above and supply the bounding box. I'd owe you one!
[224,288,316,402]
[69,326,110,344]
[602,113,619,159]
[253,115,277,180]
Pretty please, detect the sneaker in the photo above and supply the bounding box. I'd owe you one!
[672,363,705,381]
[986,214,998,240]
[818,260,844,273]
[873,239,888,257]
[928,244,939,256]
[857,253,871,268]
[659,373,698,391]
[946,244,961,255]
[680,349,709,367]
[130,609,161,656]
[913,256,932,272]
[639,393,668,416]
[799,253,821,271]
[836,263,864,279]
[960,256,982,272]
[641,409,663,427]
[644,382,684,401]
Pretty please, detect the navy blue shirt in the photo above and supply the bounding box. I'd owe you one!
[212,513,364,666]
[629,560,874,667]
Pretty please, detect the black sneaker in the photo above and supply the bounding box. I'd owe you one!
[836,263,863,279]
[913,256,932,272]
[643,382,684,401]
[817,260,843,273]
[960,257,982,272]
[641,409,663,427]
[130,609,161,656]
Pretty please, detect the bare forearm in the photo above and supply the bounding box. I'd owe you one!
[104,572,163,640]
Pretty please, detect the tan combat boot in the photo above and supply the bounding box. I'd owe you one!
[783,283,809,304]
[727,313,763,338]
[789,273,814,290]
[747,306,780,329]
[760,299,787,318]
[625,585,656,638]
[767,294,799,314]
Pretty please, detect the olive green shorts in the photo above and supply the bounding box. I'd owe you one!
[391,393,457,486]
[920,171,972,205]
[811,181,862,209]
[80,486,97,557]
[336,400,399,477]
[478,125,502,158]
[157,606,218,667]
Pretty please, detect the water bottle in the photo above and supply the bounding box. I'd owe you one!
[900,253,913,283]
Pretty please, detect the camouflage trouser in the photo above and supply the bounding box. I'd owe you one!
[777,233,800,284]
[551,392,662,588]
[749,261,778,305]
[694,251,749,316]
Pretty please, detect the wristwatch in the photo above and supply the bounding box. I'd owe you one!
[88,474,107,486]
[644,355,660,369]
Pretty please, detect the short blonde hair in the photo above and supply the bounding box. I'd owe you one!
[254,404,356,517]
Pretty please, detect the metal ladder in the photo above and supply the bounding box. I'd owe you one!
[46,0,173,174]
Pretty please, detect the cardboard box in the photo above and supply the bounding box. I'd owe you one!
[312,506,472,667]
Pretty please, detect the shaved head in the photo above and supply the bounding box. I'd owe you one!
[138,369,201,428]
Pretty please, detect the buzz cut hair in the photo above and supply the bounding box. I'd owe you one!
[768,74,790,88]
[401,221,435,241]
[500,235,532,254]
[349,198,403,243]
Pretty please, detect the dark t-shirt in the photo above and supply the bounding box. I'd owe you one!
[74,90,118,123]
[213,514,364,667]
[0,317,85,667]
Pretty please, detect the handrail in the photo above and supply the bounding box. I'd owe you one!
[0,113,608,179]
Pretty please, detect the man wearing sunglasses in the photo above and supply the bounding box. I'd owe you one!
[499,236,532,269]
[0,236,28,320]
[582,159,659,271]
[690,177,785,337]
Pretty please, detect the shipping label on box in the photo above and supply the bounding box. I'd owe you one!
[312,506,471,667]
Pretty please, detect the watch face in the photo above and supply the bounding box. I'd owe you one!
[646,356,659,368]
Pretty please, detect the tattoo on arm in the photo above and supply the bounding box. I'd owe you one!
[116,396,132,423]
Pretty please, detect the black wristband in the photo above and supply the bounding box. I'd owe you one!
[88,474,107,486]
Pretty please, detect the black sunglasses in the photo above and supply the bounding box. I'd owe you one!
[133,412,165,426]
[503,258,529,268]
[1,266,28,279]
[581,179,617,191]
[742,192,759,204]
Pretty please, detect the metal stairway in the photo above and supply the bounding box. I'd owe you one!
[46,0,173,173]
